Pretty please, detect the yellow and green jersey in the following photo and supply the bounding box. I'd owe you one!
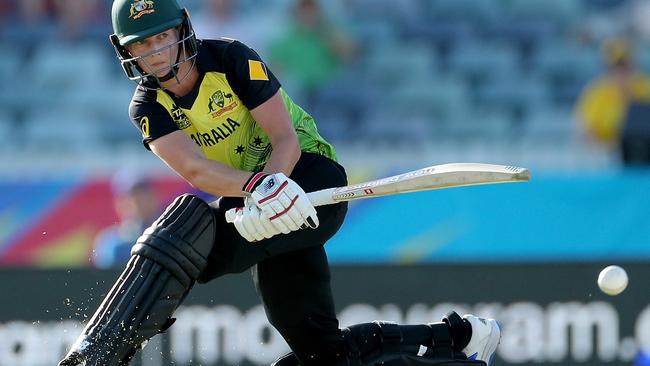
[129,39,336,172]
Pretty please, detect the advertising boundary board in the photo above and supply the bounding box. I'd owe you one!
[0,263,648,366]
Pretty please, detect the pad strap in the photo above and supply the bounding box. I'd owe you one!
[443,311,471,352]
[429,323,454,359]
[375,321,403,356]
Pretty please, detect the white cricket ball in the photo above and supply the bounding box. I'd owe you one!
[598,265,628,296]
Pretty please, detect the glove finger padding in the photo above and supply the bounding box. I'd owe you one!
[233,208,255,242]
[242,207,265,241]
[292,192,319,228]
[280,177,319,228]
[249,205,280,240]
[265,198,301,232]
[244,197,291,234]
[267,213,291,234]
[247,172,319,232]
[276,185,312,227]
[259,210,284,238]
[231,204,285,242]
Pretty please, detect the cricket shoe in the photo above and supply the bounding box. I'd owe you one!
[461,314,501,366]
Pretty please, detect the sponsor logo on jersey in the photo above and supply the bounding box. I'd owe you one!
[208,90,238,118]
[129,0,155,20]
[139,116,150,137]
[171,104,191,129]
[248,60,269,81]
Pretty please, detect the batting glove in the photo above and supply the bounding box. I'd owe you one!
[231,203,283,242]
[243,172,319,233]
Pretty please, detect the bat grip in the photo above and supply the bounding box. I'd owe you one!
[306,188,336,207]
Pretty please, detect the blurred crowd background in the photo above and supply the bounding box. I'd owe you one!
[3,0,650,174]
[2,0,650,267]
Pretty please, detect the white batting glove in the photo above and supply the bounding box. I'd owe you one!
[230,203,283,242]
[243,172,319,233]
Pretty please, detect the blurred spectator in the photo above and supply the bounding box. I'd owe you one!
[17,0,51,24]
[52,0,107,42]
[619,101,650,164]
[191,0,281,54]
[2,0,56,45]
[268,0,358,103]
[0,0,11,19]
[92,174,161,269]
[574,38,650,151]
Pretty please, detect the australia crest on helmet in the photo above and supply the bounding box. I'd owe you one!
[130,0,155,20]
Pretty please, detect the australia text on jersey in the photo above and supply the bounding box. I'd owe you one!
[189,118,241,147]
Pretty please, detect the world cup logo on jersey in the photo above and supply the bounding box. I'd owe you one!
[170,104,191,129]
[129,0,155,20]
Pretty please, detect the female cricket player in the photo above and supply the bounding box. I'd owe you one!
[58,1,501,365]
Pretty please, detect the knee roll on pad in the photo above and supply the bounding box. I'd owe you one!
[59,194,216,366]
[132,193,216,286]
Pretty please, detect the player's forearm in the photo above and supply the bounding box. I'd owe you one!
[183,158,252,197]
[249,90,301,176]
[262,132,301,176]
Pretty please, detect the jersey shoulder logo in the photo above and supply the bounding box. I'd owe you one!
[248,60,269,81]
[170,104,191,129]
[129,0,155,20]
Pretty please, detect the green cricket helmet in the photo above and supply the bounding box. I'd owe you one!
[109,0,198,87]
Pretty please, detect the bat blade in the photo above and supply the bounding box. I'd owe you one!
[307,163,530,206]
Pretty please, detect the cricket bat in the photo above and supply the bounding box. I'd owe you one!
[225,163,530,223]
[307,162,530,206]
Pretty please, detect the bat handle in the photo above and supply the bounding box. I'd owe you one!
[307,188,336,207]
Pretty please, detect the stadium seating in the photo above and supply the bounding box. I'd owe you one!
[23,106,103,151]
[505,0,584,30]
[427,0,502,27]
[0,0,642,170]
[0,43,20,81]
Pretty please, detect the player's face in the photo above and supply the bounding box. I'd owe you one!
[126,28,181,78]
